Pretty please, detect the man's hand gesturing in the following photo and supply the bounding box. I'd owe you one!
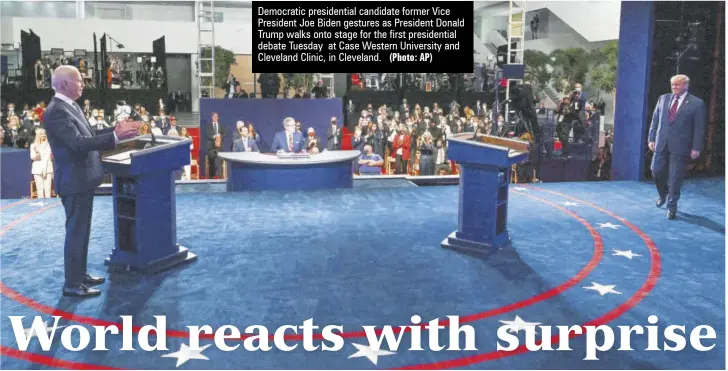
[115,121,142,141]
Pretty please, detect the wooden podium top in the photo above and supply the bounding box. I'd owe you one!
[450,133,529,153]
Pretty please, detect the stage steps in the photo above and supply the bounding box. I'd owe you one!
[174,112,201,127]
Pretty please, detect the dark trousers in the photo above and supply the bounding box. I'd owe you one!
[419,155,434,175]
[651,149,687,211]
[557,119,573,155]
[61,191,95,287]
[396,155,408,174]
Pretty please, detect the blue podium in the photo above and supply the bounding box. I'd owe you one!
[102,135,197,273]
[442,133,529,254]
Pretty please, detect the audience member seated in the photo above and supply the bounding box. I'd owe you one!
[247,123,260,146]
[4,116,28,148]
[23,113,43,143]
[29,128,54,201]
[208,134,224,178]
[166,117,179,136]
[233,127,260,152]
[358,145,384,175]
[232,121,245,142]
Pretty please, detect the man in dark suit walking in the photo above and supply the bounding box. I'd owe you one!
[648,74,705,219]
[44,65,141,297]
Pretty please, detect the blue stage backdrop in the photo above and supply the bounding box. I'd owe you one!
[199,98,344,178]
[1,147,31,199]
[612,1,655,181]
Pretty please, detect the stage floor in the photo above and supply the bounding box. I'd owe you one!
[0,178,724,369]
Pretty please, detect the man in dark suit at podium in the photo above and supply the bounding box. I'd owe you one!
[44,65,141,297]
[648,74,705,220]
[270,117,305,153]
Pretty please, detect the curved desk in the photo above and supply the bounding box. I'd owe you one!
[218,150,361,192]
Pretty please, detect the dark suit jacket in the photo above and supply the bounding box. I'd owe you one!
[270,131,304,152]
[233,138,259,152]
[206,121,226,150]
[327,125,341,150]
[44,96,116,196]
[649,93,706,157]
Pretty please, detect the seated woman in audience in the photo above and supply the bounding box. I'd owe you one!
[4,116,27,148]
[30,128,53,201]
[247,123,260,145]
[139,123,151,135]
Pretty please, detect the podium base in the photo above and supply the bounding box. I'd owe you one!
[440,231,511,256]
[105,245,197,274]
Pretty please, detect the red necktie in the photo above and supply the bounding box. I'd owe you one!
[288,134,293,151]
[669,95,680,122]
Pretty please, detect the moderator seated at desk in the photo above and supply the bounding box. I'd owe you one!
[217,150,361,192]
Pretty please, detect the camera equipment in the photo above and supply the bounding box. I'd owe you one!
[502,84,540,140]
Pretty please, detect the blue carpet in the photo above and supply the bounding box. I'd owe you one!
[0,178,724,369]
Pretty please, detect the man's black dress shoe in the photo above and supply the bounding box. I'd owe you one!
[656,197,666,208]
[667,209,676,220]
[83,274,105,286]
[63,284,100,297]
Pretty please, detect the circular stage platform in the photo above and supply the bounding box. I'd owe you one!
[0,178,724,369]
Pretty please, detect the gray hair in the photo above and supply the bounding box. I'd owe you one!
[51,65,79,91]
[283,117,295,127]
[236,120,245,129]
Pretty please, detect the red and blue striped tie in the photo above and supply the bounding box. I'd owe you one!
[669,95,680,122]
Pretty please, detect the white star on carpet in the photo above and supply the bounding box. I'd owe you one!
[348,343,395,365]
[598,222,620,229]
[613,249,642,259]
[513,187,528,192]
[583,282,622,296]
[498,315,541,333]
[161,343,211,367]
[23,320,64,339]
